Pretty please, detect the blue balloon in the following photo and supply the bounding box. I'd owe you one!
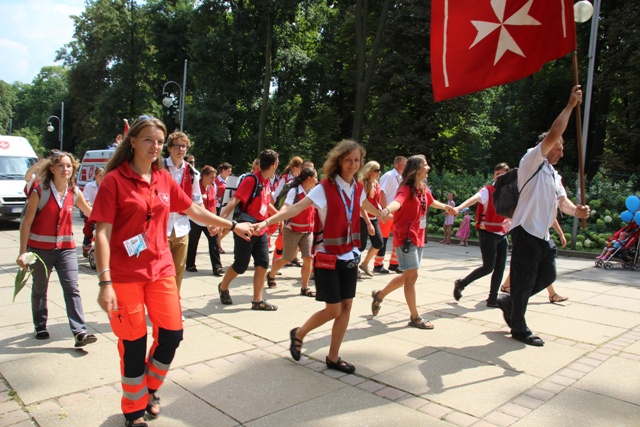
[636,211,640,225]
[620,210,633,222]
[626,195,640,213]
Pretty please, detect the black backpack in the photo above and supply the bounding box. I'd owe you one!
[274,179,298,210]
[492,163,544,218]
[232,173,263,222]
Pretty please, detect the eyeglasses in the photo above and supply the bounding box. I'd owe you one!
[373,169,381,172]
[188,161,195,165]
[171,144,188,150]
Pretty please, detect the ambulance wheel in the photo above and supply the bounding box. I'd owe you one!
[88,249,96,270]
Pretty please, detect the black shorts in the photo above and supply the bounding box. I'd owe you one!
[314,261,358,304]
[232,232,269,273]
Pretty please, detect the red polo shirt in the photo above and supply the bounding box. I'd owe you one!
[90,162,192,283]
[392,185,434,248]
[233,172,271,236]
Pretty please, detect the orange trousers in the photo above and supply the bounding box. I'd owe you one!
[374,217,399,267]
[111,276,183,421]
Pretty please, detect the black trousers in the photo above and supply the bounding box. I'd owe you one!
[508,226,557,335]
[458,229,508,301]
[186,220,222,272]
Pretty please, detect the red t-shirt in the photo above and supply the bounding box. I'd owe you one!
[392,185,434,248]
[233,172,272,235]
[90,162,192,283]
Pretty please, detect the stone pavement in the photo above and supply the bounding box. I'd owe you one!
[1,217,639,427]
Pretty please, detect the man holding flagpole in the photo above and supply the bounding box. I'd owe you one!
[496,85,590,346]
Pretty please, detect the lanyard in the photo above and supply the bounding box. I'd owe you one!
[338,184,355,224]
[134,179,156,233]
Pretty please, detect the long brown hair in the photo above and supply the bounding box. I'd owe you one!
[106,116,167,174]
[38,151,79,192]
[322,139,366,183]
[400,154,427,198]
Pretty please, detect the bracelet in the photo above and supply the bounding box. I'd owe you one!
[229,220,237,231]
[98,268,110,276]
[98,281,112,286]
[265,218,269,227]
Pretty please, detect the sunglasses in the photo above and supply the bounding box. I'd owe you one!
[373,169,381,172]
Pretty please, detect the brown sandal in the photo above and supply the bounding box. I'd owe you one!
[266,271,277,289]
[371,290,383,316]
[300,287,316,297]
[549,293,568,303]
[251,300,278,311]
[500,285,510,294]
[408,316,434,330]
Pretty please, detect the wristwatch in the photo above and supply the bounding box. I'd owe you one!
[229,220,237,231]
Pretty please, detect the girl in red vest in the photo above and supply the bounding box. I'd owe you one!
[451,163,511,307]
[357,160,384,277]
[17,151,97,347]
[91,116,253,427]
[266,167,318,296]
[255,140,384,374]
[186,165,224,276]
[371,155,451,329]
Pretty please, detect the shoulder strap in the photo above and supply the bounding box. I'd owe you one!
[37,187,51,212]
[519,162,545,194]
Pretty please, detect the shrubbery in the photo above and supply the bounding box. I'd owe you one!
[425,168,639,251]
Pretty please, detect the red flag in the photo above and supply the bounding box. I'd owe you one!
[431,0,576,101]
[123,118,129,136]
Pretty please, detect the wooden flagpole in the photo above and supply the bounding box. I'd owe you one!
[571,51,587,228]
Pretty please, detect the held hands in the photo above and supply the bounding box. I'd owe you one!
[233,222,254,241]
[207,225,220,237]
[446,205,458,216]
[575,204,590,219]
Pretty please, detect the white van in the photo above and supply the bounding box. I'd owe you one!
[77,148,115,191]
[0,135,38,220]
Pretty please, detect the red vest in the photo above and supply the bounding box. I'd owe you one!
[475,185,507,233]
[317,179,362,254]
[28,186,76,250]
[201,182,217,213]
[215,175,226,204]
[178,163,194,215]
[288,191,314,233]
[366,181,382,218]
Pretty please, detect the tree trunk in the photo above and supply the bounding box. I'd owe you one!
[258,7,274,156]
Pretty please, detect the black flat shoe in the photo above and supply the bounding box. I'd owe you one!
[496,294,512,327]
[512,332,544,347]
[325,356,355,374]
[124,419,148,427]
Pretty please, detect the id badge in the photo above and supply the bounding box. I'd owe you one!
[420,215,427,229]
[259,203,267,216]
[124,233,148,257]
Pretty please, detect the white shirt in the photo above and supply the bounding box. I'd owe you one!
[510,144,567,240]
[306,175,366,259]
[273,172,294,200]
[379,168,403,202]
[83,181,99,205]
[166,157,203,237]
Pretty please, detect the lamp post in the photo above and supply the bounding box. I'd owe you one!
[162,60,188,131]
[570,0,596,248]
[46,101,64,151]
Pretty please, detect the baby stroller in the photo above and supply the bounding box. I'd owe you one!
[595,223,640,271]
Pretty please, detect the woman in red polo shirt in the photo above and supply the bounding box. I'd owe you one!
[370,154,450,330]
[255,139,384,374]
[91,116,252,427]
[17,151,97,347]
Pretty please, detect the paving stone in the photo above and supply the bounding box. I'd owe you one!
[445,411,478,426]
[483,410,519,427]
[499,402,533,418]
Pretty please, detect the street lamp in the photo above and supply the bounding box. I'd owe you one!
[46,101,64,151]
[162,59,188,132]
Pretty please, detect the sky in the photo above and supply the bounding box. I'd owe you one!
[0,0,86,84]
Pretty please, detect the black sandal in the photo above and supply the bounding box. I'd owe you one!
[289,327,302,361]
[145,394,160,419]
[124,419,148,427]
[267,271,277,289]
[300,287,316,297]
[251,300,278,311]
[218,283,233,305]
[325,356,356,374]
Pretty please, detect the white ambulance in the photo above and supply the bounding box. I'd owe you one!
[0,135,38,220]
[77,148,115,191]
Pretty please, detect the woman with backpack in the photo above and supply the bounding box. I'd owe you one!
[265,167,318,296]
[17,151,98,347]
[254,139,385,374]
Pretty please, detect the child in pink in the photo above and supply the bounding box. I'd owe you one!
[456,208,471,246]
[597,231,629,260]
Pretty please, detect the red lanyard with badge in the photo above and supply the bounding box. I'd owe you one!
[338,184,355,243]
